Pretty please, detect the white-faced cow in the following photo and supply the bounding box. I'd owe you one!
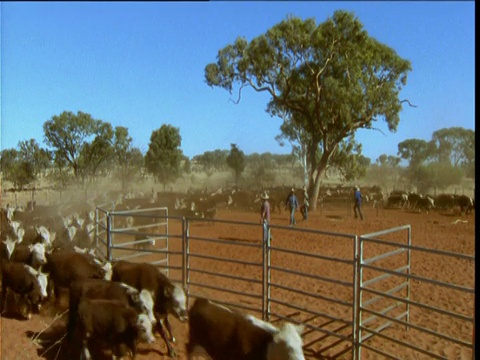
[111,260,188,357]
[186,297,305,360]
[67,278,156,341]
[10,242,48,270]
[42,250,112,304]
[73,298,155,360]
[1,261,49,319]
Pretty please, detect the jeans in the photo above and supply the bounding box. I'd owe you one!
[289,207,296,225]
[302,205,308,220]
[354,203,364,220]
[262,220,270,241]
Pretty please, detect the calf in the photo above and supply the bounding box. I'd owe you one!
[1,261,49,318]
[415,196,435,214]
[74,298,155,360]
[67,278,156,340]
[10,242,48,270]
[455,194,474,215]
[42,250,112,304]
[187,297,305,360]
[112,260,188,357]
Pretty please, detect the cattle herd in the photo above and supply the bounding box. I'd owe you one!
[0,185,474,359]
[0,186,308,360]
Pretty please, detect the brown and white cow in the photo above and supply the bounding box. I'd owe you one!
[10,242,48,270]
[73,298,155,360]
[186,297,305,360]
[67,278,156,341]
[1,261,49,318]
[111,260,187,357]
[42,250,112,303]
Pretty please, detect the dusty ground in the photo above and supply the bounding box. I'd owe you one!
[0,203,475,359]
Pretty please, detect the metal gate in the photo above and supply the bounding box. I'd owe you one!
[95,206,170,274]
[95,210,475,359]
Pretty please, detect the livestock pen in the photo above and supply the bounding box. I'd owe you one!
[93,206,475,360]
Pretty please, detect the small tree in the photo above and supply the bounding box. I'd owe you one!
[0,149,35,190]
[226,144,245,188]
[145,124,183,190]
[112,126,143,191]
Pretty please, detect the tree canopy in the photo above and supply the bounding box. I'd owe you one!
[205,11,412,208]
[43,111,111,181]
[226,144,246,188]
[145,124,183,188]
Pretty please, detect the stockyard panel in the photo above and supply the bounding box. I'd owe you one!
[185,218,266,316]
[358,228,474,359]
[267,225,358,359]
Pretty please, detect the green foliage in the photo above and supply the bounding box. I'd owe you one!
[431,127,475,178]
[193,149,229,173]
[112,126,143,191]
[226,144,246,188]
[327,137,370,181]
[364,154,403,191]
[145,124,183,188]
[246,152,276,188]
[397,139,435,168]
[398,127,475,186]
[0,149,35,190]
[412,162,464,193]
[182,157,192,175]
[205,11,411,208]
[43,111,112,181]
[18,139,52,176]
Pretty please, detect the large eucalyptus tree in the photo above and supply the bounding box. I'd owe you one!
[205,11,412,209]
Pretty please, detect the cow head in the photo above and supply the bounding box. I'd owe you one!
[2,236,17,260]
[102,261,113,280]
[29,243,48,268]
[123,285,156,325]
[35,225,52,247]
[267,322,305,360]
[164,284,188,322]
[25,265,49,312]
[135,313,156,344]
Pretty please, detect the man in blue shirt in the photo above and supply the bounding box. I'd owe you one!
[353,186,364,220]
[285,188,299,226]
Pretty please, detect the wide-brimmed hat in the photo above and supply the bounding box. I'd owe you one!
[261,192,269,200]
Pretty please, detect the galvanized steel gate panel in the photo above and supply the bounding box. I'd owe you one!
[95,209,474,359]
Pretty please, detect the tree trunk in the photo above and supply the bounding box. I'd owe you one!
[310,154,330,211]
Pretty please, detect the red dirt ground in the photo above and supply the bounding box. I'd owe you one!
[0,204,474,359]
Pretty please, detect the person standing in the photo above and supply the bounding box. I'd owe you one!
[301,186,309,221]
[260,192,271,240]
[353,186,364,220]
[285,188,299,226]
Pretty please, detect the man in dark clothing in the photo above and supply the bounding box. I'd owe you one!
[285,188,299,226]
[353,186,364,220]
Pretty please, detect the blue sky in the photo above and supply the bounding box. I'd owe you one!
[1,1,475,162]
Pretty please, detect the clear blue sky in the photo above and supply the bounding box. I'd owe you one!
[1,1,475,162]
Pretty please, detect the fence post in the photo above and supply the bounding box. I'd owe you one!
[353,235,360,360]
[106,212,112,262]
[262,222,267,321]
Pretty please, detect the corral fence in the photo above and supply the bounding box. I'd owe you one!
[94,206,475,360]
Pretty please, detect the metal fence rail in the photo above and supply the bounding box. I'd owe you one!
[358,226,475,359]
[95,208,475,360]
